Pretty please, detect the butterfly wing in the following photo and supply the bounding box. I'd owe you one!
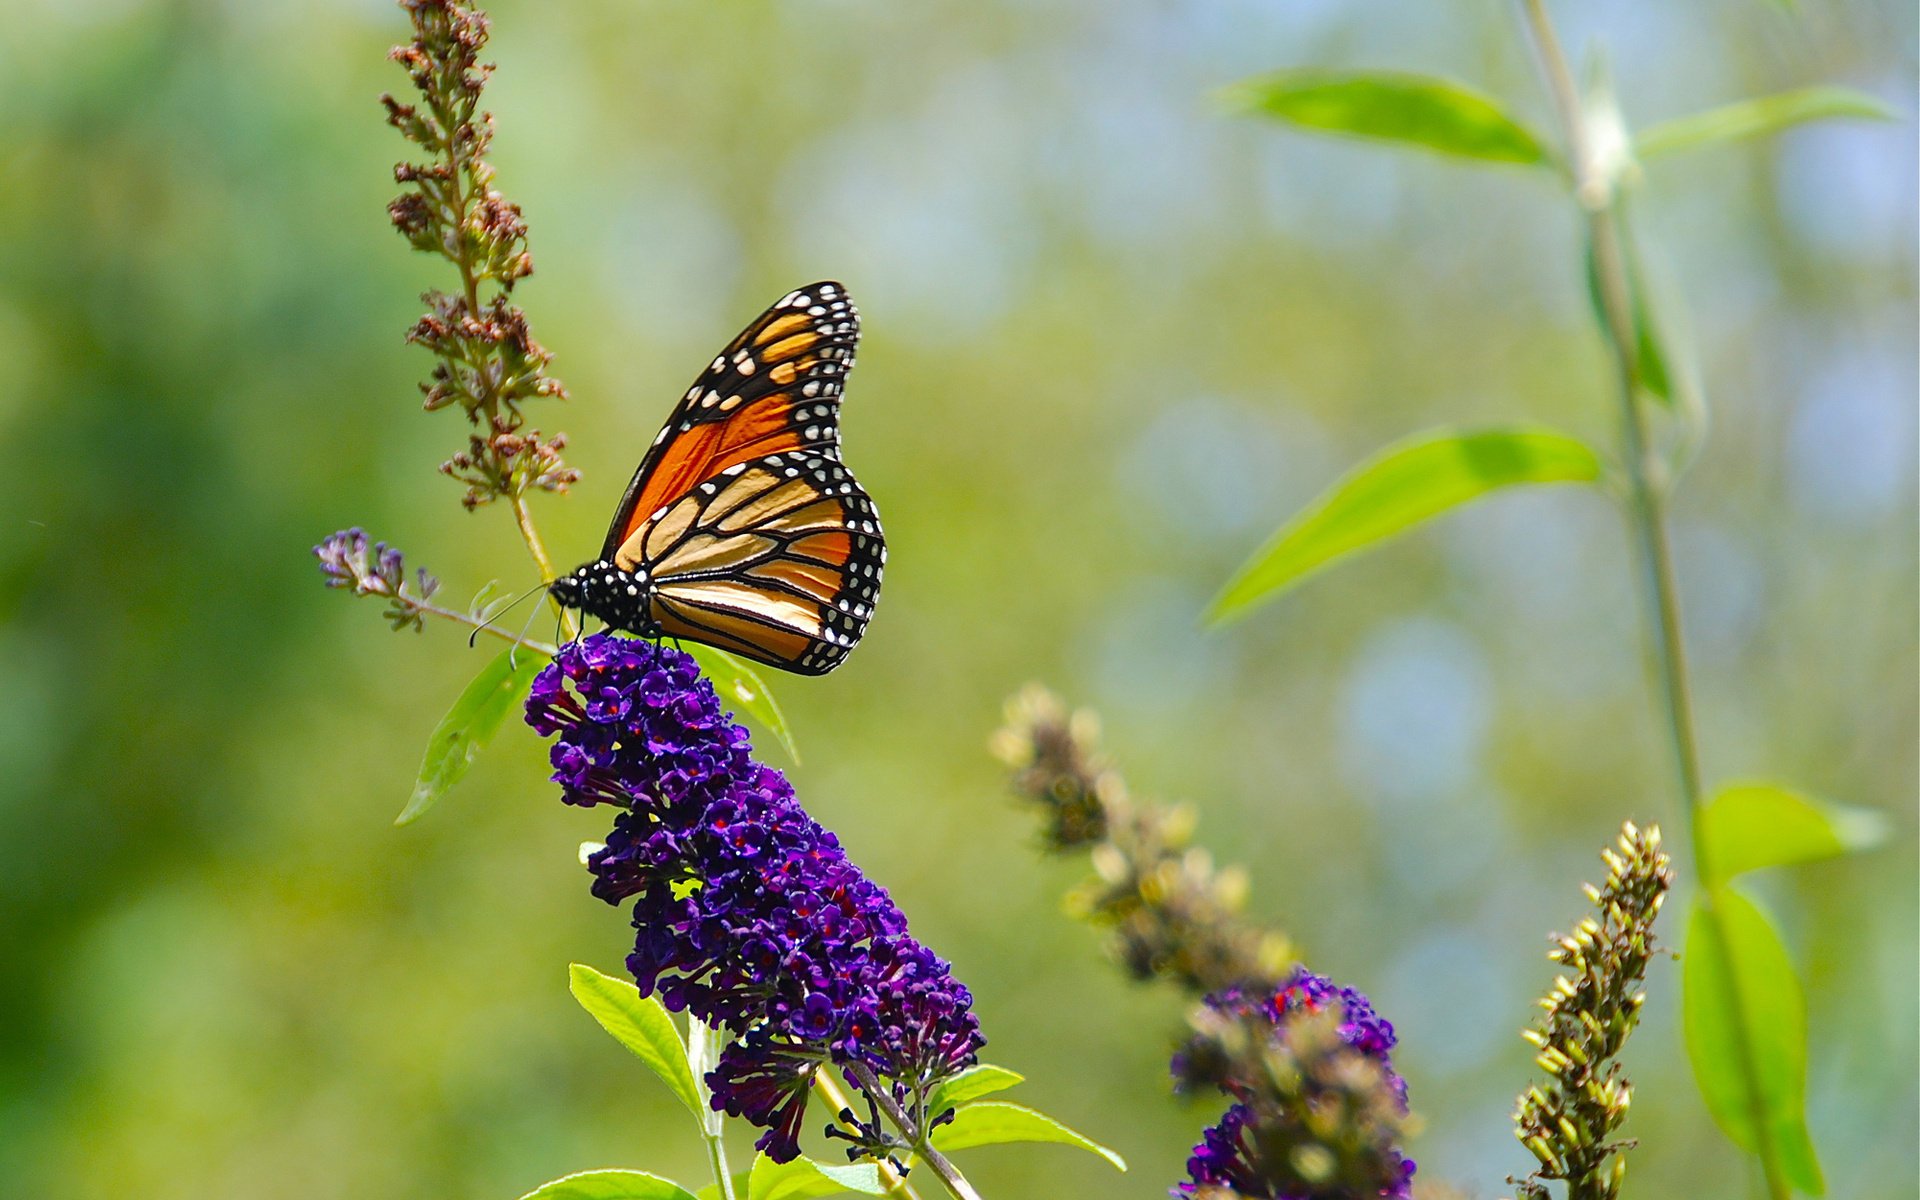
[601,282,858,560]
[617,455,884,675]
[593,282,883,675]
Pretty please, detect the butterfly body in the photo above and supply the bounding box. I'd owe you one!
[552,282,884,675]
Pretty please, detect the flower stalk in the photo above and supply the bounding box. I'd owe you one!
[1513,4,1784,1195]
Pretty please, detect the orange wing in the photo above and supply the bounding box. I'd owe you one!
[600,282,858,560]
[616,456,885,675]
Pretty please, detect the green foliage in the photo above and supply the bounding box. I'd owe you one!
[1699,781,1889,885]
[1637,86,1896,159]
[519,1170,702,1200]
[685,644,799,763]
[396,647,545,825]
[928,1100,1126,1172]
[1583,233,1679,407]
[567,964,705,1125]
[1221,69,1552,165]
[1683,889,1825,1195]
[1208,429,1605,623]
[926,1063,1025,1118]
[745,1155,888,1200]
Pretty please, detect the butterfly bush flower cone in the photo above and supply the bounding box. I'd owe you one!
[527,633,983,1162]
[1172,968,1416,1200]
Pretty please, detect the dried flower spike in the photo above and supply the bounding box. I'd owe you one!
[1510,822,1672,1200]
[383,0,576,510]
[993,684,1292,996]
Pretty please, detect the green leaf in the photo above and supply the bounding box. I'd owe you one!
[567,964,704,1124]
[929,1101,1126,1172]
[926,1064,1026,1118]
[1682,887,1824,1195]
[1207,428,1606,623]
[1221,70,1552,165]
[519,1170,701,1200]
[396,647,546,825]
[1638,86,1896,159]
[1700,781,1888,886]
[747,1155,888,1200]
[686,644,799,764]
[693,1172,751,1200]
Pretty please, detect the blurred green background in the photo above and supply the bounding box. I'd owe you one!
[1,1,1913,1197]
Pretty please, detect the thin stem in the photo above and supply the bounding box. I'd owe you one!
[403,591,558,657]
[812,1072,928,1200]
[688,1019,739,1200]
[1515,3,1786,1197]
[844,1064,983,1200]
[513,492,581,641]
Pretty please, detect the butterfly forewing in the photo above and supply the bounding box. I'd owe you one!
[600,282,858,560]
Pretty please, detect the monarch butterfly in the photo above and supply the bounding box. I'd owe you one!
[549,282,884,675]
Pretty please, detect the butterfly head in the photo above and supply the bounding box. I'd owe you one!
[549,561,658,637]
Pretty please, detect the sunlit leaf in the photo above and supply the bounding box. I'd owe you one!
[693,1171,751,1200]
[1700,781,1888,886]
[396,647,546,825]
[746,1154,888,1200]
[687,644,799,764]
[568,963,704,1124]
[1221,70,1551,165]
[929,1101,1125,1171]
[1638,86,1895,159]
[927,1064,1025,1118]
[519,1170,701,1200]
[1682,887,1824,1195]
[1207,428,1606,623]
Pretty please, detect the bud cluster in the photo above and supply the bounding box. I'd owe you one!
[1510,822,1672,1200]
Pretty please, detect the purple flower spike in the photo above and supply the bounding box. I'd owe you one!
[526,633,984,1162]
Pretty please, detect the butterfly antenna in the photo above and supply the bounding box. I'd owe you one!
[468,580,549,651]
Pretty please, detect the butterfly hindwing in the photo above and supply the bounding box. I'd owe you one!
[625,454,884,675]
[600,282,858,560]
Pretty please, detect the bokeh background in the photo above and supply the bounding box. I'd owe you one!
[2,1,1913,1197]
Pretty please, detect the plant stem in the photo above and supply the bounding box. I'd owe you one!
[1515,3,1787,1197]
[843,1064,984,1200]
[688,1019,739,1200]
[405,591,558,657]
[512,491,581,641]
[812,1071,928,1200]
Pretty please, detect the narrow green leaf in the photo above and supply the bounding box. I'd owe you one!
[929,1101,1126,1171]
[1638,86,1895,159]
[1221,70,1552,165]
[519,1170,701,1200]
[396,647,546,825]
[1682,888,1824,1195]
[1207,428,1605,623]
[1700,781,1888,886]
[1583,236,1675,406]
[747,1155,888,1200]
[686,644,799,764]
[567,964,704,1124]
[926,1064,1026,1118]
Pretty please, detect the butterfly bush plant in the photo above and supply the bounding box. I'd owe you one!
[318,5,1118,1200]
[315,3,1887,1200]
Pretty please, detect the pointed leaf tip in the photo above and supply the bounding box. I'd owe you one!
[397,647,545,825]
[1207,428,1604,624]
[1221,69,1552,166]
